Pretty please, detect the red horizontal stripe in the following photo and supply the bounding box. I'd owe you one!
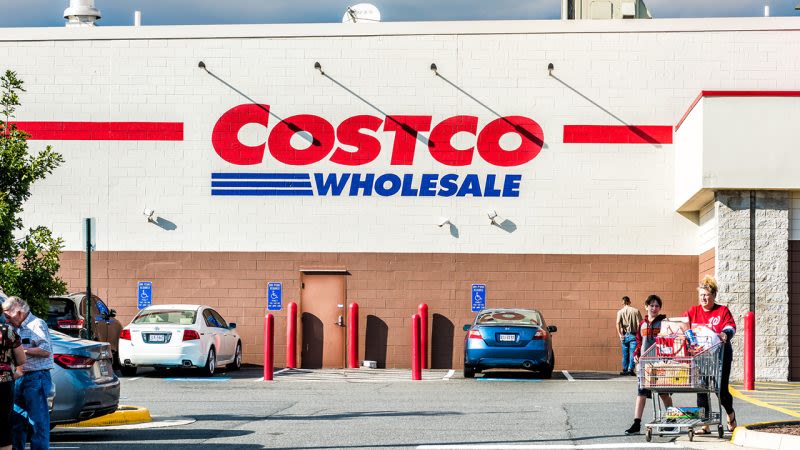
[563,125,672,144]
[9,122,183,141]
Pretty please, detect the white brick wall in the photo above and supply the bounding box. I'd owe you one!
[698,200,716,254]
[3,18,799,254]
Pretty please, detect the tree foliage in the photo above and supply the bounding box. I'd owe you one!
[0,70,67,317]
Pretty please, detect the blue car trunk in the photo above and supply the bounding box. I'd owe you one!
[480,326,537,347]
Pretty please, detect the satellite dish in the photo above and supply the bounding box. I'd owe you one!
[342,3,381,23]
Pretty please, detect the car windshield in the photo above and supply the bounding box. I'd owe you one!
[133,309,196,325]
[475,310,542,326]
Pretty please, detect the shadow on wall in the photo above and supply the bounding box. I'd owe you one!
[430,313,454,369]
[301,313,323,369]
[365,315,388,368]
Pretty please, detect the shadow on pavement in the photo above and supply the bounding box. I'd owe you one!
[117,364,264,380]
[264,433,668,450]
[475,370,564,380]
[567,371,631,380]
[189,410,463,422]
[51,428,254,443]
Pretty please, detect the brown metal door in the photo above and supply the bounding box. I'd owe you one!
[300,273,346,369]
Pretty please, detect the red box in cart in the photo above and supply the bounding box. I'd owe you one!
[655,335,688,357]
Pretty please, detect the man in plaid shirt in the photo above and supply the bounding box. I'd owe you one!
[2,296,53,450]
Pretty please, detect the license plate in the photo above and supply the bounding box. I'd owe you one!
[498,334,516,342]
[99,360,111,377]
[148,333,167,343]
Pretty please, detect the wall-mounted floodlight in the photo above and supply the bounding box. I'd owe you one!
[143,208,155,222]
[437,217,451,228]
[430,63,438,75]
[548,63,554,76]
[314,61,324,75]
[487,209,502,226]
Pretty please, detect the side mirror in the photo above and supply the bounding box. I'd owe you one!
[109,309,117,318]
[229,323,237,329]
[462,324,471,331]
[547,325,557,333]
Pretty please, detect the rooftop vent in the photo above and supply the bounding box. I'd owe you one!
[64,0,101,27]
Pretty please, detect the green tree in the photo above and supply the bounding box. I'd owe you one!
[0,70,66,317]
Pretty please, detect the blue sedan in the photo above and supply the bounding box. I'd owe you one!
[50,330,120,425]
[463,308,557,378]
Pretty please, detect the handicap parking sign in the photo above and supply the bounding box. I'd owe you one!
[138,281,152,310]
[267,282,282,311]
[471,284,486,312]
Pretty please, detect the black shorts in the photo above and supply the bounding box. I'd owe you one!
[0,381,13,447]
[638,387,671,399]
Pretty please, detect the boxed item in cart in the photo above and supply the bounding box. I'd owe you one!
[664,406,705,419]
[643,362,691,387]
[655,335,688,357]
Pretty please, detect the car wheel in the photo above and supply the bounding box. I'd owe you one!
[464,364,476,378]
[201,347,216,377]
[227,342,242,371]
[541,354,555,379]
[120,365,137,377]
[112,350,121,369]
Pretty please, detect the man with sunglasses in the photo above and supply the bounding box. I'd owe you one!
[1,296,53,450]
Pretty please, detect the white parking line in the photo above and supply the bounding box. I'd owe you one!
[128,377,140,381]
[253,368,292,381]
[417,444,679,449]
[562,370,574,382]
[443,369,455,380]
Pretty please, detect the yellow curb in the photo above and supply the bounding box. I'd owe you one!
[56,405,152,428]
[730,385,800,418]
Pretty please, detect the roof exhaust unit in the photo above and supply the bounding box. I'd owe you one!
[64,0,101,27]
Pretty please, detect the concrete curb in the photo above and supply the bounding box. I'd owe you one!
[731,421,800,450]
[56,405,152,428]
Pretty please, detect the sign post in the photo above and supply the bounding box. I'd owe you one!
[268,282,282,311]
[471,284,486,313]
[137,282,152,310]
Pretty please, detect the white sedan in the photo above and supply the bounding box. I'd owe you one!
[118,304,242,376]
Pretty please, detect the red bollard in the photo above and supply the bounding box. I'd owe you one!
[418,303,428,369]
[348,303,359,369]
[411,313,421,380]
[286,302,297,369]
[744,312,755,391]
[264,313,274,381]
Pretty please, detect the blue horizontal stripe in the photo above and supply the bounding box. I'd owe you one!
[212,173,309,180]
[211,181,312,188]
[212,189,314,196]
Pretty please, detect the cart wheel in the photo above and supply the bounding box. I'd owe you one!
[688,429,694,442]
[718,425,724,438]
[645,428,652,442]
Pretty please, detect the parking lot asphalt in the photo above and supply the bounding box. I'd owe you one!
[49,366,793,450]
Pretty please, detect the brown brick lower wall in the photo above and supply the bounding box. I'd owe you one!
[58,251,700,371]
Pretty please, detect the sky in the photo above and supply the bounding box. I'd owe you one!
[0,0,798,27]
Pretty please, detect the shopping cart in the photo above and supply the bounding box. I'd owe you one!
[637,334,724,442]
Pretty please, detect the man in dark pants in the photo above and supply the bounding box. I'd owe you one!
[616,296,642,376]
[2,296,53,450]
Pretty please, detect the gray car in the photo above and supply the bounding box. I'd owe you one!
[50,330,120,425]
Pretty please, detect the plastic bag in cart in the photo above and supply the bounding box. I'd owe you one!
[692,325,721,349]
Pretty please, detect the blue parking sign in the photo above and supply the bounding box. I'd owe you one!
[268,282,282,311]
[138,281,152,310]
[471,284,486,312]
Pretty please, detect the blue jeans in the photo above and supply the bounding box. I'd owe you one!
[13,370,52,450]
[621,333,637,372]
